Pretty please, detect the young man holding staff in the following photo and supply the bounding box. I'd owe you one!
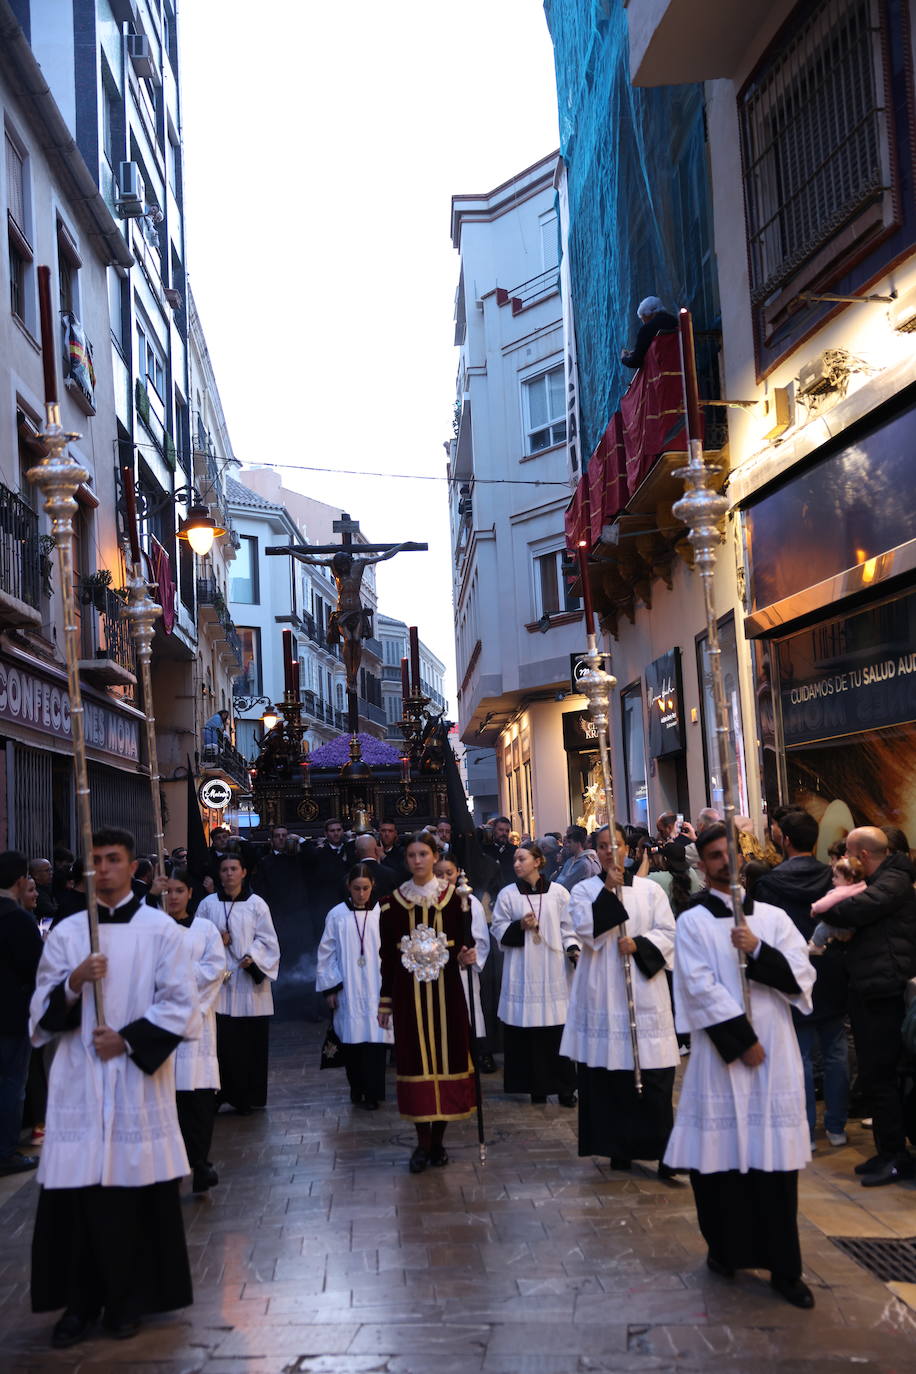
[29,827,198,1347]
[664,824,816,1308]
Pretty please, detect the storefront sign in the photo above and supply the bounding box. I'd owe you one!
[644,649,685,757]
[778,591,916,747]
[199,778,232,809]
[562,708,600,753]
[569,651,612,695]
[0,655,140,763]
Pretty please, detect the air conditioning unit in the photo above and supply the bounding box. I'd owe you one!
[126,33,160,83]
[116,161,145,217]
[889,287,916,334]
[457,497,473,516]
[796,352,836,400]
[164,287,182,311]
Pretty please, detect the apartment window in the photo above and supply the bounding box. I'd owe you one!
[740,0,892,316]
[6,131,32,328]
[534,549,579,617]
[234,627,262,695]
[524,366,566,453]
[229,534,259,604]
[137,323,165,399]
[539,210,559,271]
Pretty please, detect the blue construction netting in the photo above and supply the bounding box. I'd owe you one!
[543,0,721,465]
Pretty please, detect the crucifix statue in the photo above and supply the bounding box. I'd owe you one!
[266,515,427,698]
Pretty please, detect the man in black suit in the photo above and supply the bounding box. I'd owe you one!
[302,818,353,942]
[378,820,409,886]
[0,851,43,1175]
[482,816,517,897]
[351,834,398,900]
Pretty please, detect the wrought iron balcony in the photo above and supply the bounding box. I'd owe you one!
[0,483,45,623]
[78,587,137,691]
[200,737,249,789]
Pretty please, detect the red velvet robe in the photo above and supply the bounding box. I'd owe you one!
[379,884,476,1123]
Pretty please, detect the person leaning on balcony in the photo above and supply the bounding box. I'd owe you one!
[202,710,229,750]
[620,296,678,370]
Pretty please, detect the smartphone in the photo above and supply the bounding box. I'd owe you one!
[676,813,684,832]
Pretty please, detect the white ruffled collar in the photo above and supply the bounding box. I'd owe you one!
[399,876,448,905]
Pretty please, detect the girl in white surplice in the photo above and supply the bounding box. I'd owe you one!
[317,863,392,1109]
[491,844,579,1106]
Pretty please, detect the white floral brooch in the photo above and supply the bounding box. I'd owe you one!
[399,924,449,982]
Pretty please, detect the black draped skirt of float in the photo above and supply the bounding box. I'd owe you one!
[215,1015,270,1110]
[690,1168,802,1278]
[31,1179,192,1314]
[501,1023,576,1096]
[343,1043,388,1103]
[176,1088,217,1169]
[577,1065,675,1161]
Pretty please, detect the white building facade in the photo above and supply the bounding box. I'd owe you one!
[448,153,589,836]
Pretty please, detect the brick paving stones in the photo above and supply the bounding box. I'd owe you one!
[0,1022,915,1373]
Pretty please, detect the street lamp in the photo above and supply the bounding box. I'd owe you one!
[177,501,226,557]
[234,694,278,732]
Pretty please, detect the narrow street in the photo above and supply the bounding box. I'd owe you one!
[1,1024,914,1374]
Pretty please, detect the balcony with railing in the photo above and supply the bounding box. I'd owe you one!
[197,576,243,668]
[200,732,250,790]
[0,484,45,626]
[78,586,137,692]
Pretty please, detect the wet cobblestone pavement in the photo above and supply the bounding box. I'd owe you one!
[2,1023,916,1373]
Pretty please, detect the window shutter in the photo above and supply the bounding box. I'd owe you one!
[5,135,25,233]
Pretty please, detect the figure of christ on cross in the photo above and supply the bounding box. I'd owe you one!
[266,515,427,697]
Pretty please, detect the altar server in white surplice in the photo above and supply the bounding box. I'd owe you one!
[492,843,578,1106]
[317,863,392,1109]
[198,853,280,1114]
[663,824,817,1311]
[561,824,679,1176]
[29,828,198,1350]
[166,869,226,1194]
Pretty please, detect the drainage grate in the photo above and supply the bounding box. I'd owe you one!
[829,1235,916,1282]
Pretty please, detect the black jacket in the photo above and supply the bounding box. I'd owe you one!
[755,855,844,1020]
[829,852,916,999]
[622,311,678,369]
[482,841,517,898]
[0,896,43,1035]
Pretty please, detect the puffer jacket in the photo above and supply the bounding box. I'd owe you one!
[755,855,843,1021]
[829,853,916,999]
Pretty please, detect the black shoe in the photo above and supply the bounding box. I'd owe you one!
[860,1155,914,1187]
[429,1145,449,1167]
[854,1154,883,1175]
[102,1309,142,1339]
[478,1054,497,1074]
[192,1164,218,1193]
[610,1156,632,1171]
[706,1254,735,1279]
[657,1161,682,1181]
[558,1094,577,1108]
[530,1094,547,1104]
[51,1308,97,1348]
[358,1099,378,1111]
[409,1146,429,1174]
[770,1274,815,1308]
[0,1152,39,1175]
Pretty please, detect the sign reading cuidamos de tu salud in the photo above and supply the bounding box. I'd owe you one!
[778,591,916,748]
[0,657,140,763]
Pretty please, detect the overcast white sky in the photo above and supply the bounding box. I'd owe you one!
[179,1,560,706]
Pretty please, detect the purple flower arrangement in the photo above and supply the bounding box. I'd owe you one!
[307,732,403,767]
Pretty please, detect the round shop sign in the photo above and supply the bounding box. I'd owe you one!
[199,778,232,810]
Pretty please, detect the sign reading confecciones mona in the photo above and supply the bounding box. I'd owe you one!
[0,655,140,763]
